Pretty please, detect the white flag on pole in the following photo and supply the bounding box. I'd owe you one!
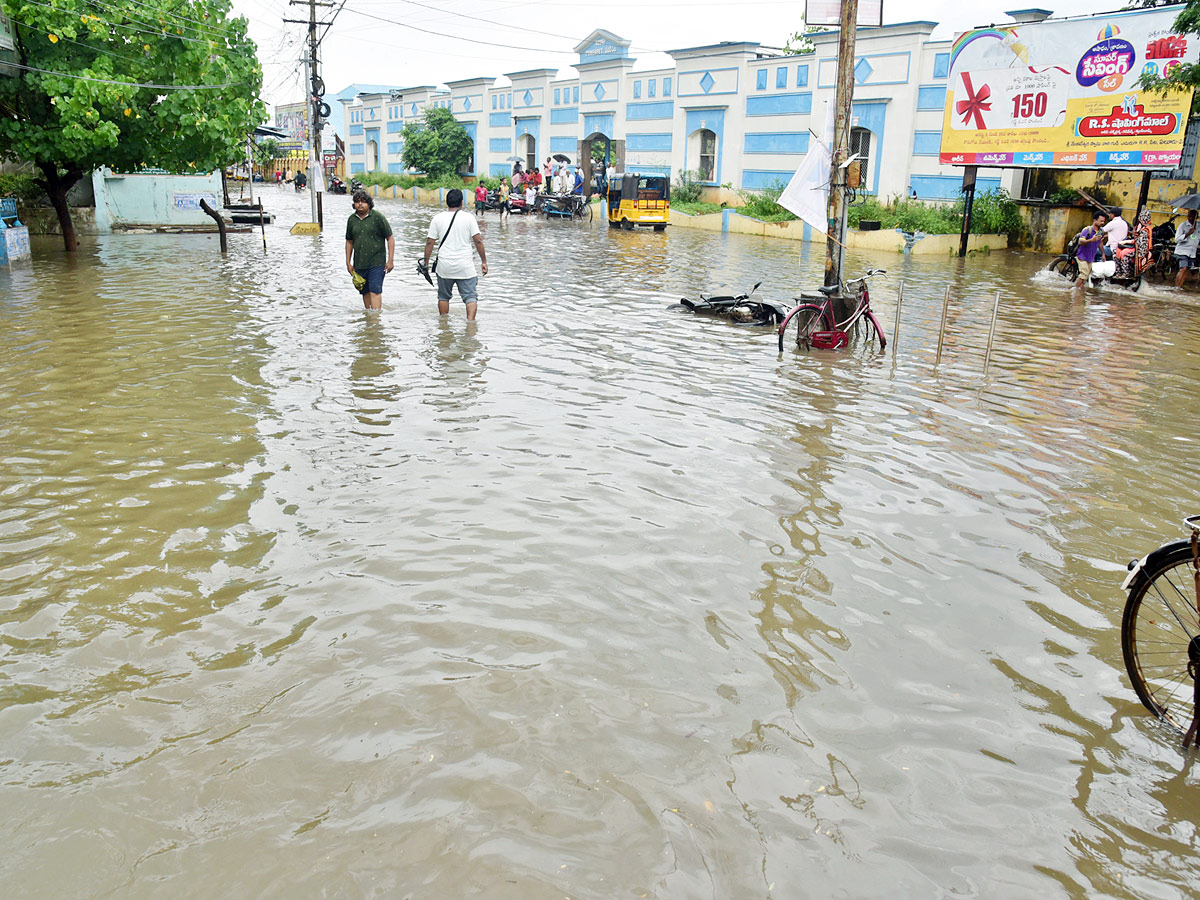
[777,136,832,234]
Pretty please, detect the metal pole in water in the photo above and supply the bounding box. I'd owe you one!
[935,284,951,365]
[983,290,1001,372]
[891,280,903,357]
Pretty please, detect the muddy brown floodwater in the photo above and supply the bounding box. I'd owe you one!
[2,184,1200,898]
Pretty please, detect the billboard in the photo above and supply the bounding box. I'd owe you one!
[805,1,883,28]
[940,7,1199,169]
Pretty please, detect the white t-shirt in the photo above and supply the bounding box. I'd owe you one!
[1176,219,1200,257]
[427,209,481,279]
[1103,215,1129,249]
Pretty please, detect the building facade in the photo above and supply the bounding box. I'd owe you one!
[341,22,1026,200]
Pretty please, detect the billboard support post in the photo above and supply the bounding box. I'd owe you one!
[1137,170,1151,220]
[823,0,859,292]
[959,165,977,258]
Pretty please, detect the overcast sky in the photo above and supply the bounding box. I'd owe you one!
[231,0,1145,110]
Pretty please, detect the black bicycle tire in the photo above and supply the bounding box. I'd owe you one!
[1048,256,1078,280]
[1122,541,1199,729]
[778,304,829,352]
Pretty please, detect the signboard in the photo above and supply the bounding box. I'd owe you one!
[0,14,14,51]
[322,151,337,170]
[940,7,1199,169]
[805,0,883,28]
[172,193,218,211]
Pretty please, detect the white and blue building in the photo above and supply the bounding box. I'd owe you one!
[341,19,1034,200]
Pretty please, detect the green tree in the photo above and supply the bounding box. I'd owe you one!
[253,137,282,166]
[1137,1,1200,110]
[399,106,472,178]
[0,0,264,250]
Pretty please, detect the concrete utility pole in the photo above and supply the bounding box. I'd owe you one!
[287,0,333,228]
[824,0,860,290]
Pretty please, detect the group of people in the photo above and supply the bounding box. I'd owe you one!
[345,188,487,320]
[1074,205,1200,288]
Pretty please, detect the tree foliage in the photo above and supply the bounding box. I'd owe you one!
[0,0,265,249]
[399,106,472,178]
[1136,1,1200,109]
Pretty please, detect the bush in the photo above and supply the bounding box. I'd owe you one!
[736,183,796,222]
[672,169,704,204]
[964,189,1025,238]
[843,189,1025,238]
[356,172,417,189]
[0,173,42,204]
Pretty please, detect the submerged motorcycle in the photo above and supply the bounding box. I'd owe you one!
[677,282,789,326]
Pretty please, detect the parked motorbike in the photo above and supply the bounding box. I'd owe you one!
[328,175,347,195]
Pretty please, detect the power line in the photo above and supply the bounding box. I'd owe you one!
[343,6,573,53]
[9,15,145,63]
[3,60,249,88]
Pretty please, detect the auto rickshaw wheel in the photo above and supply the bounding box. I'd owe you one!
[653,224,666,232]
[621,218,632,230]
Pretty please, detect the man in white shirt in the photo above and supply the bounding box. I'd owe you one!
[423,189,488,320]
[1102,207,1128,261]
[1174,208,1199,289]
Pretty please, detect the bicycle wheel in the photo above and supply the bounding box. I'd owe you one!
[777,304,830,352]
[1122,541,1200,729]
[1048,256,1078,281]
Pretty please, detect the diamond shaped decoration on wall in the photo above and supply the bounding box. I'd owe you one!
[593,82,605,101]
[699,71,715,94]
[464,97,471,111]
[411,102,417,116]
[854,57,873,85]
[524,90,533,106]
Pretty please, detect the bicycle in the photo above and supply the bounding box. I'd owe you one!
[776,269,888,352]
[1121,514,1200,749]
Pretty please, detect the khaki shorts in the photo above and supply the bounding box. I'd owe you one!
[1076,258,1093,280]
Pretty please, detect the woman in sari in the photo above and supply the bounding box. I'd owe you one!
[1114,209,1152,280]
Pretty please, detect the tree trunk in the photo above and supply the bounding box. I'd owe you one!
[37,165,80,252]
[199,198,228,253]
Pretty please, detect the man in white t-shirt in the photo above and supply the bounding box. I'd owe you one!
[1102,208,1129,261]
[423,189,488,320]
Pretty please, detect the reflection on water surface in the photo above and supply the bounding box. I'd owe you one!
[1,186,1199,898]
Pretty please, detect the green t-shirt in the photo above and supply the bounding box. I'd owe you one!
[345,209,393,270]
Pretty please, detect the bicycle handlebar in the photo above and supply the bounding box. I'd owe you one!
[844,268,886,285]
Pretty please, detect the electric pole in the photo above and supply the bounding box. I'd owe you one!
[824,0,860,292]
[286,0,333,228]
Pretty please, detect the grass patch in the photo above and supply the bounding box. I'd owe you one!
[672,201,724,216]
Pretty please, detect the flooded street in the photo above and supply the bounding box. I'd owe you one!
[3,183,1200,898]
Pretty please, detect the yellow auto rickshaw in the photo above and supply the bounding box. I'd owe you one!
[606,173,670,231]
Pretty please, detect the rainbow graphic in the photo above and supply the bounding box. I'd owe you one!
[949,27,1027,71]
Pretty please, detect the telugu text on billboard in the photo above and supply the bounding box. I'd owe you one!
[940,7,1198,169]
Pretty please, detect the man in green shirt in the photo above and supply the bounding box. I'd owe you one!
[345,189,395,310]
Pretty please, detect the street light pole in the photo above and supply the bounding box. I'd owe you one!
[824,0,860,291]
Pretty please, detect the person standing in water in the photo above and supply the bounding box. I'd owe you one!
[345,189,395,311]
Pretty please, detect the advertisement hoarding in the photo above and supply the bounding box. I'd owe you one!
[805,1,883,28]
[940,7,1199,169]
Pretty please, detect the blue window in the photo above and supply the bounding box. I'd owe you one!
[776,67,787,88]
[796,65,809,87]
[573,86,579,103]
[912,131,941,156]
[648,79,656,98]
[554,88,561,104]
[633,80,641,99]
[492,95,497,109]
[916,85,947,109]
[663,77,671,97]
[933,53,951,79]
[756,69,767,91]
